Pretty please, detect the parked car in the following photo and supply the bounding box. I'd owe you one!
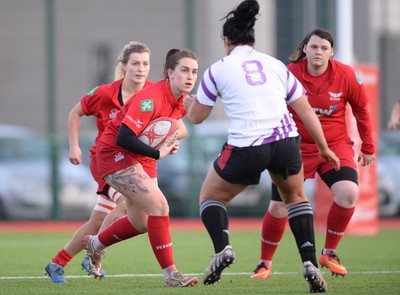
[0,124,97,220]
[377,130,400,217]
[157,120,315,218]
[158,121,400,218]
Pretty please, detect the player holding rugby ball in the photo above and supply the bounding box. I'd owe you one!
[82,48,199,288]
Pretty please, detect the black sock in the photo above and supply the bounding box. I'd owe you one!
[288,201,318,267]
[200,199,230,253]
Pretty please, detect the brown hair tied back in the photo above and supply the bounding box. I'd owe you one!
[163,48,198,79]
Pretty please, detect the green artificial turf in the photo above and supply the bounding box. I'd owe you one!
[0,227,399,294]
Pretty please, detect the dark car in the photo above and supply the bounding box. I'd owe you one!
[0,124,97,220]
[158,121,399,218]
[158,120,276,218]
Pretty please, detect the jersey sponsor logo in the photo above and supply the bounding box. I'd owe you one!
[313,106,336,116]
[114,152,125,162]
[329,105,337,113]
[140,99,154,112]
[87,86,99,95]
[125,115,144,128]
[109,108,118,120]
[328,92,342,101]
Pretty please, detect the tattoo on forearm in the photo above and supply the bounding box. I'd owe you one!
[105,166,150,194]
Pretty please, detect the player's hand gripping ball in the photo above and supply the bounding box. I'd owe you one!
[138,117,179,149]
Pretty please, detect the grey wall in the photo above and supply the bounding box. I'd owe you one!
[0,0,399,136]
[1,0,188,134]
[0,0,275,135]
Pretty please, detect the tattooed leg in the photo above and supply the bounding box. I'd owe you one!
[105,165,150,194]
[104,164,168,216]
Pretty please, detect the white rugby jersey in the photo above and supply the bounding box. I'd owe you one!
[196,45,305,147]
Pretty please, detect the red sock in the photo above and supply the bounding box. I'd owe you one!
[324,202,355,250]
[98,215,141,246]
[260,211,287,261]
[52,248,73,267]
[147,215,174,269]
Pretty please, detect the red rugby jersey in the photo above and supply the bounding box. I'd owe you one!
[100,79,186,149]
[288,59,375,155]
[80,79,153,154]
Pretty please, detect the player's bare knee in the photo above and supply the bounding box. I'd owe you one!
[281,193,308,206]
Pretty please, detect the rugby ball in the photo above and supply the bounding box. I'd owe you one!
[138,117,179,149]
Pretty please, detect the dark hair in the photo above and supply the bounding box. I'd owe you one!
[221,0,259,46]
[162,48,198,78]
[289,28,334,62]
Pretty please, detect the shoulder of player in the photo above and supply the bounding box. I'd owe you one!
[144,80,155,87]
[287,62,296,71]
[88,79,122,97]
[135,79,164,98]
[129,81,166,110]
[329,60,363,88]
[286,61,304,79]
[101,79,123,93]
[330,59,357,78]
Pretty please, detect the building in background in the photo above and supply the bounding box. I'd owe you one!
[0,0,399,135]
[1,0,400,220]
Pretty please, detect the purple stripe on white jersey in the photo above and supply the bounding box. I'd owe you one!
[260,127,282,145]
[250,134,264,146]
[251,113,295,146]
[200,77,217,102]
[286,78,298,101]
[282,113,293,129]
[208,67,217,88]
[281,113,294,135]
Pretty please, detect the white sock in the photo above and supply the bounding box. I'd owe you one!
[162,265,176,279]
[322,248,336,255]
[92,236,106,253]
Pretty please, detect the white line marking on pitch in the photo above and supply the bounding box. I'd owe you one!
[1,270,400,280]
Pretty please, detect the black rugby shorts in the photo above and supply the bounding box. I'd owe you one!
[213,136,302,185]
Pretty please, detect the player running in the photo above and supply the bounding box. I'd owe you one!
[82,48,198,287]
[45,41,153,283]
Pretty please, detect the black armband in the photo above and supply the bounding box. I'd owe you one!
[116,123,160,160]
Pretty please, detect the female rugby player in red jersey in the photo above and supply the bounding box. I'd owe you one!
[45,41,153,283]
[82,48,198,287]
[252,28,375,280]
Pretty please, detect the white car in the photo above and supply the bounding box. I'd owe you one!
[377,131,400,217]
[0,124,97,220]
[158,120,398,218]
[157,120,314,217]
